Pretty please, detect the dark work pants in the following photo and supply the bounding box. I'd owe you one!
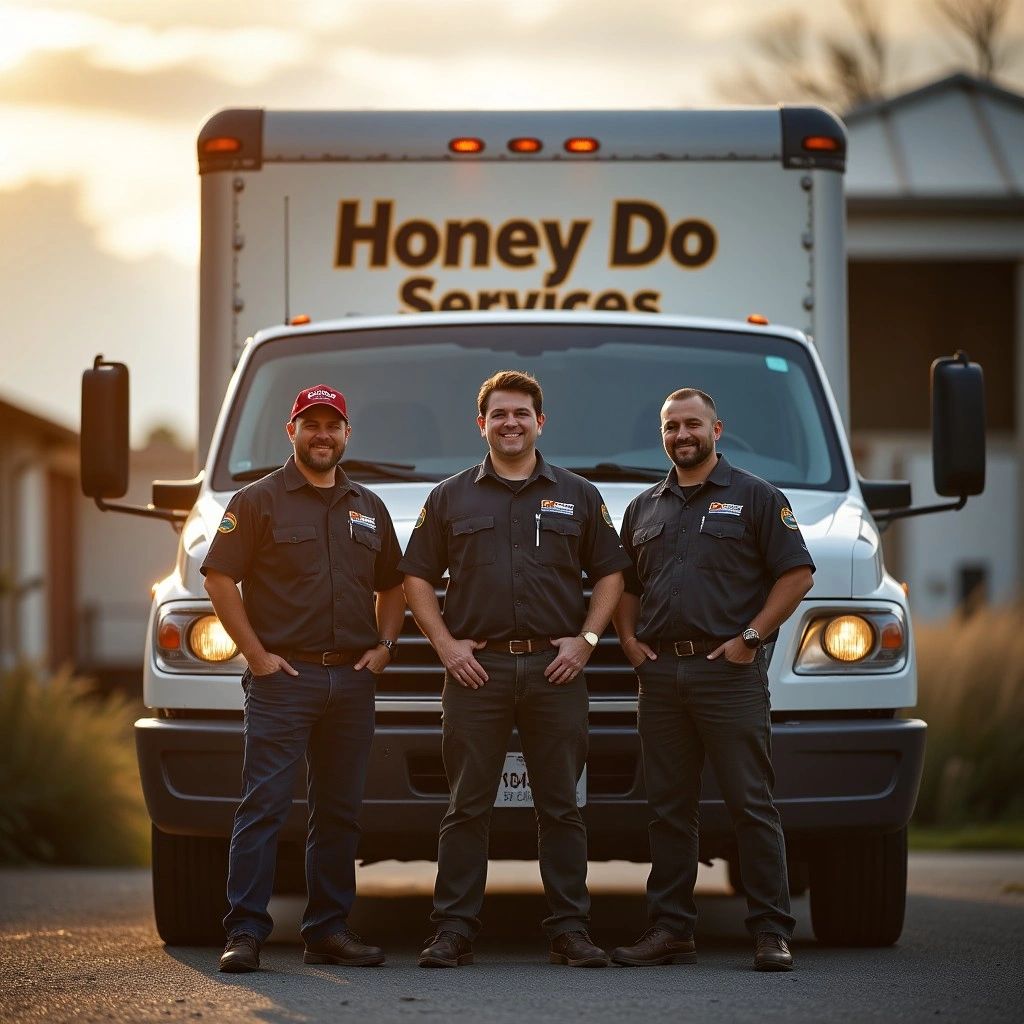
[432,647,590,939]
[224,662,375,944]
[637,652,795,939]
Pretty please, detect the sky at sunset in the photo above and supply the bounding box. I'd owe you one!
[1,0,1022,447]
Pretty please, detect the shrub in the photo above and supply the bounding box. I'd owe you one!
[913,602,1024,826]
[0,663,149,865]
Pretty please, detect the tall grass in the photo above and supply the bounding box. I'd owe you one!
[913,602,1024,826]
[0,663,149,865]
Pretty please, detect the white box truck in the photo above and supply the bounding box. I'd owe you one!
[81,108,985,947]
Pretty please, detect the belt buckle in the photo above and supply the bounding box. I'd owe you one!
[673,640,696,657]
[321,651,338,666]
[508,640,530,655]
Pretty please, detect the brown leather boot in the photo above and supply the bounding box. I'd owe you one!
[418,931,474,968]
[549,931,610,967]
[754,932,794,972]
[611,926,697,966]
[303,930,385,966]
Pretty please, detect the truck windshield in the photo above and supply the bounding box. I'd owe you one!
[212,322,847,492]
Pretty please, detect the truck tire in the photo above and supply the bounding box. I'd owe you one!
[151,826,230,945]
[809,827,907,946]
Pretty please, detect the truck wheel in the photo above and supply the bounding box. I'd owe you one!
[809,827,907,946]
[151,825,229,945]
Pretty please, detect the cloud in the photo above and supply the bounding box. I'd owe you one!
[0,181,197,444]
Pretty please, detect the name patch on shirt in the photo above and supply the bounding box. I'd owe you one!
[708,501,743,516]
[349,510,377,531]
[541,499,575,516]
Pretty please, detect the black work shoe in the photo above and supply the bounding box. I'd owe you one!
[418,931,474,968]
[303,930,385,967]
[754,932,794,972]
[611,926,696,966]
[549,930,610,968]
[219,933,261,973]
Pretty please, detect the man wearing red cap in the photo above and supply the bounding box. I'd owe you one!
[202,385,405,972]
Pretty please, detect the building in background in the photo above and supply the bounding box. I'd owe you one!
[845,72,1022,619]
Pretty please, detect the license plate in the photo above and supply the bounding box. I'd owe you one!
[494,752,587,807]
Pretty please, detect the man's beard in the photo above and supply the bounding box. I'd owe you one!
[297,437,345,473]
[668,435,714,469]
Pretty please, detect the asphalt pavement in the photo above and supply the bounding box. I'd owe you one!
[1,854,1023,1023]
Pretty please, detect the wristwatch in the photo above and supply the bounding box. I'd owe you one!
[582,631,600,647]
[377,639,395,657]
[741,628,761,650]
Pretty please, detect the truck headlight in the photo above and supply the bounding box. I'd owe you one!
[795,609,907,674]
[188,615,238,662]
[155,606,242,673]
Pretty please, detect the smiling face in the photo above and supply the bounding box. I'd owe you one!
[478,389,545,461]
[661,394,721,472]
[287,405,351,474]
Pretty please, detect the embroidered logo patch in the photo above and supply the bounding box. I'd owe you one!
[218,512,237,534]
[708,501,743,516]
[415,506,426,529]
[780,507,799,530]
[541,499,574,516]
[601,503,613,527]
[349,510,376,531]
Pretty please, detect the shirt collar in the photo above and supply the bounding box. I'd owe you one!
[652,453,734,498]
[474,450,557,487]
[283,454,354,495]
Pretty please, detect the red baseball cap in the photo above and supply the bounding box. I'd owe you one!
[289,385,348,423]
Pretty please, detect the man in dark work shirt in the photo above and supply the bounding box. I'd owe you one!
[202,385,404,973]
[611,387,814,973]
[401,370,630,969]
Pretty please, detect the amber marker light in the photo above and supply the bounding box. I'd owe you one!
[803,135,841,152]
[449,137,484,154]
[157,620,181,652]
[747,314,769,325]
[202,136,242,154]
[290,314,311,325]
[509,137,542,153]
[189,615,238,663]
[564,137,600,154]
[879,620,905,651]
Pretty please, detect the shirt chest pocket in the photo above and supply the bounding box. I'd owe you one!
[271,524,321,577]
[450,515,496,576]
[350,525,381,581]
[696,518,751,575]
[536,515,582,570]
[631,520,665,576]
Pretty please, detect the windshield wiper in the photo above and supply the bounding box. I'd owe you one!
[568,463,667,481]
[231,459,442,483]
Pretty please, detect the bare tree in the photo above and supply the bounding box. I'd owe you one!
[933,0,1014,77]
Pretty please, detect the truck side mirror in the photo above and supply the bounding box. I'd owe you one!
[931,351,985,498]
[81,356,130,499]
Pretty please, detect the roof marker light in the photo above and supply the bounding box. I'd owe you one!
[747,314,769,325]
[290,314,311,325]
[449,137,484,154]
[564,137,600,154]
[201,136,242,154]
[509,137,543,153]
[802,135,841,152]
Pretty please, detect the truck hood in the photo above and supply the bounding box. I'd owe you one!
[182,482,880,599]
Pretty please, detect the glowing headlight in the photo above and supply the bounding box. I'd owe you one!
[188,615,238,662]
[822,615,874,662]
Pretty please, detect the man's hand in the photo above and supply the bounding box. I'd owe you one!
[545,635,594,685]
[247,651,298,677]
[355,644,392,675]
[621,636,658,669]
[707,636,756,665]
[438,637,489,689]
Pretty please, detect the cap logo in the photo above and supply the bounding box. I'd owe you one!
[307,389,336,401]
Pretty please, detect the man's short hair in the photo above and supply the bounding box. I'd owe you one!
[663,387,717,419]
[477,370,544,417]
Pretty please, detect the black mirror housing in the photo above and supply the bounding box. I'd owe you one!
[932,352,985,498]
[81,357,130,499]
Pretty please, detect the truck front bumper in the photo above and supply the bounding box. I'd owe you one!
[136,715,926,862]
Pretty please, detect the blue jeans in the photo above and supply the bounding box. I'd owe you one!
[224,661,375,944]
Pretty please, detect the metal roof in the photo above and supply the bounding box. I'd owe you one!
[845,72,1024,204]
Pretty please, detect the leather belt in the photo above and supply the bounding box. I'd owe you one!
[481,638,556,655]
[282,649,360,666]
[657,638,726,657]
